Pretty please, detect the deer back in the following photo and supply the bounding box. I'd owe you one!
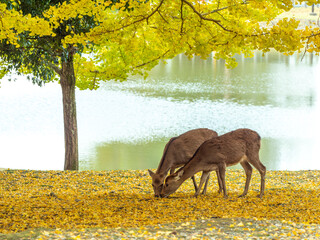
[193,128,261,167]
[157,128,218,173]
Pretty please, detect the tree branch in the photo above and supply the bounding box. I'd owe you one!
[157,10,169,24]
[105,0,165,33]
[301,37,310,61]
[202,1,249,16]
[202,6,229,16]
[134,49,170,69]
[88,49,170,76]
[301,30,320,60]
[182,0,234,33]
[180,0,184,34]
[47,62,62,76]
[182,0,220,23]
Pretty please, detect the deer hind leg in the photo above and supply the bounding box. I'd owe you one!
[217,163,227,198]
[247,154,266,198]
[239,160,253,197]
[194,171,210,197]
[215,170,223,193]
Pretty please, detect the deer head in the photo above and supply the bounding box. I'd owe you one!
[160,170,184,198]
[148,169,167,197]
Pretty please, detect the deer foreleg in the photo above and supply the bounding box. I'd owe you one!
[201,173,210,195]
[191,175,198,192]
[194,171,210,197]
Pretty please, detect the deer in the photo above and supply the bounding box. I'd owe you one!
[148,128,221,197]
[160,128,266,198]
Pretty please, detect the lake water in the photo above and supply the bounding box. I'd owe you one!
[0,51,319,171]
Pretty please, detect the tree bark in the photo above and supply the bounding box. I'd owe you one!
[60,50,79,170]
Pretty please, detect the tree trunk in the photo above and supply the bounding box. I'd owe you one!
[60,51,79,170]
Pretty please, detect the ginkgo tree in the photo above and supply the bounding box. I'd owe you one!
[0,0,176,170]
[1,0,320,170]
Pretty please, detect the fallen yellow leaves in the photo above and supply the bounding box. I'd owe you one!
[0,169,319,234]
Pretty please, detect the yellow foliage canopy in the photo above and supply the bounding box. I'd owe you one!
[0,3,52,45]
[1,0,320,88]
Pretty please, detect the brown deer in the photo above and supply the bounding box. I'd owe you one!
[160,128,266,198]
[148,128,220,197]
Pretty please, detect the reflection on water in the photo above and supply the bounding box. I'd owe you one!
[0,51,319,171]
[86,138,318,171]
[88,141,166,170]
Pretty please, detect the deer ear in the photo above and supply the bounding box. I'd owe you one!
[148,169,155,177]
[174,170,184,181]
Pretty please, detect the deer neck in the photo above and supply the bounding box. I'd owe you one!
[155,162,171,176]
[178,158,201,182]
[156,151,175,175]
[156,137,178,175]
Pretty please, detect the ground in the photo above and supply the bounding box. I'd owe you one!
[0,169,320,239]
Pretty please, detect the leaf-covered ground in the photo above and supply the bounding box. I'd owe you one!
[0,169,320,239]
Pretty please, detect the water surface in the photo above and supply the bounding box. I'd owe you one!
[0,51,319,171]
